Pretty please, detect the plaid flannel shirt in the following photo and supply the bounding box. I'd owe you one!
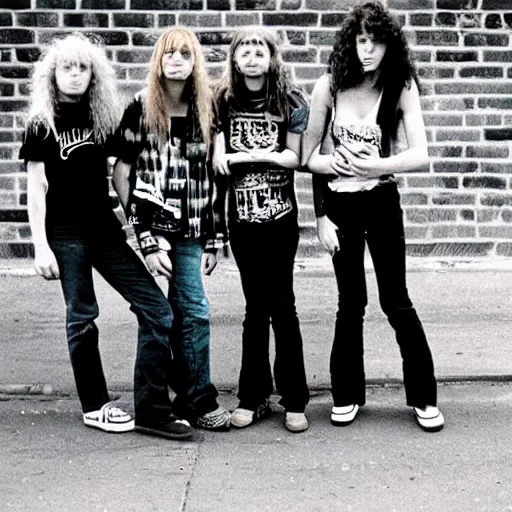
[115,90,227,255]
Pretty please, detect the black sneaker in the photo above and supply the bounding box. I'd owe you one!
[135,417,193,440]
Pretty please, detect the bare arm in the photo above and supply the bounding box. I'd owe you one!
[301,74,333,168]
[27,161,59,279]
[251,130,300,169]
[346,80,430,177]
[112,159,131,211]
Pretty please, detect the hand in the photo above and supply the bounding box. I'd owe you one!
[202,252,217,275]
[317,216,339,256]
[331,149,355,176]
[335,144,383,179]
[34,245,60,280]
[213,153,231,175]
[145,250,173,279]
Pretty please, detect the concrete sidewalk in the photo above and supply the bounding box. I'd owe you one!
[0,256,511,397]
[1,383,512,512]
[1,257,512,512]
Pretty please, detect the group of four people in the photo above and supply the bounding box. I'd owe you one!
[21,1,444,441]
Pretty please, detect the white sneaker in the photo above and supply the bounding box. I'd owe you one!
[83,403,135,433]
[331,404,359,426]
[230,408,255,428]
[414,406,444,432]
[231,401,271,428]
[285,412,309,433]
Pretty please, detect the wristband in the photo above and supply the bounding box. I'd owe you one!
[138,231,159,257]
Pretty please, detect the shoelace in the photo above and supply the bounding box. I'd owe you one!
[106,407,129,418]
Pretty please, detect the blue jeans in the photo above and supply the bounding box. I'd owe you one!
[165,239,219,418]
[51,235,174,422]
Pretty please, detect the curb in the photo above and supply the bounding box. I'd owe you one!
[3,256,512,277]
[1,375,511,400]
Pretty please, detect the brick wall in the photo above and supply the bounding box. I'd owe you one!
[0,0,511,258]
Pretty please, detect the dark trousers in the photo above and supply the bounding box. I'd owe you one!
[324,181,437,409]
[229,216,309,413]
[51,235,174,421]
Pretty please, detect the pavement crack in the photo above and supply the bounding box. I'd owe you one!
[180,442,200,512]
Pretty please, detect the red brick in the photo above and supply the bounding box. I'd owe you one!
[36,0,75,7]
[294,65,327,80]
[63,13,109,28]
[431,225,476,238]
[484,51,512,62]
[481,162,512,174]
[436,50,478,62]
[429,146,463,157]
[113,14,155,28]
[479,226,512,238]
[405,208,458,223]
[466,145,509,159]
[0,29,34,44]
[464,33,509,46]
[225,14,261,27]
[466,114,502,126]
[432,161,478,173]
[496,243,512,257]
[480,194,512,207]
[416,30,458,46]
[82,0,125,7]
[436,130,480,142]
[463,176,507,189]
[407,176,459,188]
[459,66,503,79]
[282,48,317,63]
[286,30,306,45]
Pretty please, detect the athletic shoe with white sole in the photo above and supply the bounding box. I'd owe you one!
[83,403,135,433]
[230,400,271,428]
[135,417,193,440]
[414,406,444,432]
[285,412,309,433]
[195,406,231,431]
[331,404,359,426]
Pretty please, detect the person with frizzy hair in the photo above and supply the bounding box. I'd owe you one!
[113,27,231,432]
[212,28,310,433]
[302,1,444,432]
[21,33,194,440]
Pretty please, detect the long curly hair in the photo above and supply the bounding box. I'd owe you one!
[145,27,212,145]
[328,1,418,155]
[28,33,122,143]
[215,28,291,120]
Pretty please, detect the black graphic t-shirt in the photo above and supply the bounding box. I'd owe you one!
[19,101,121,241]
[214,87,309,224]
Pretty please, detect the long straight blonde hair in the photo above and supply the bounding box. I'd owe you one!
[28,33,122,143]
[145,27,212,145]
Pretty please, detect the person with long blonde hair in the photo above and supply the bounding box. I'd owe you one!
[21,33,193,440]
[212,28,310,433]
[113,27,230,432]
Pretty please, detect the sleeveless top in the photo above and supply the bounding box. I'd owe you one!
[328,90,395,193]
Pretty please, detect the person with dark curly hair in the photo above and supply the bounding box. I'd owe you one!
[302,1,444,432]
[212,28,310,432]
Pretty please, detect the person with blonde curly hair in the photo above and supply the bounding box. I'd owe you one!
[113,27,230,432]
[212,28,310,433]
[21,33,193,440]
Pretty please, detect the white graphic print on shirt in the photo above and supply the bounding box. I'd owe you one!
[59,128,94,160]
[229,111,292,223]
